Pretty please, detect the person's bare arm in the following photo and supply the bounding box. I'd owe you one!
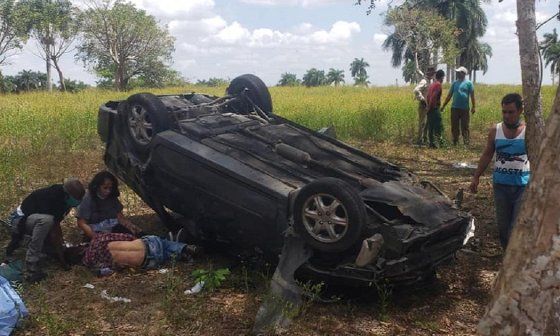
[470,90,476,114]
[470,126,496,193]
[117,212,142,235]
[77,218,95,239]
[441,89,453,110]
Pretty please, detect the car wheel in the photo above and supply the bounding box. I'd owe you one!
[121,93,173,157]
[226,74,273,115]
[293,178,367,252]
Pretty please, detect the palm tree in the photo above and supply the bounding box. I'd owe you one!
[277,72,300,86]
[540,29,560,85]
[302,68,326,87]
[428,0,489,79]
[468,41,492,83]
[350,58,370,86]
[326,68,345,86]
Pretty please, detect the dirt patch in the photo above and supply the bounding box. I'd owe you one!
[3,141,502,336]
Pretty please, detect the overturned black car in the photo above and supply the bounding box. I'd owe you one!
[98,74,474,285]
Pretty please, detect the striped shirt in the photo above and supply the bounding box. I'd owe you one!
[493,122,531,186]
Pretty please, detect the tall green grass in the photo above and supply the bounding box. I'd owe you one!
[0,84,556,215]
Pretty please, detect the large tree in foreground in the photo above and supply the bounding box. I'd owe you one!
[511,0,545,164]
[77,0,175,91]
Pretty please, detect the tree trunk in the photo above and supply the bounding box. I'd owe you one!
[446,64,451,83]
[46,58,52,92]
[477,84,560,336]
[52,57,66,92]
[473,70,477,84]
[516,0,545,164]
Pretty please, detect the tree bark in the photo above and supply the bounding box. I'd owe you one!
[52,57,66,92]
[516,0,546,164]
[477,83,560,335]
[46,57,52,92]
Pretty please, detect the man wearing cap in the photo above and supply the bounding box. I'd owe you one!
[5,178,85,282]
[413,66,436,145]
[441,66,476,145]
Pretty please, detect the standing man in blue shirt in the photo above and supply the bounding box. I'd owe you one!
[469,93,530,248]
[441,66,476,145]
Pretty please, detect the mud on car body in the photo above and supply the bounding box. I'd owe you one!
[97,74,474,285]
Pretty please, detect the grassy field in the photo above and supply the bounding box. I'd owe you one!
[0,84,557,335]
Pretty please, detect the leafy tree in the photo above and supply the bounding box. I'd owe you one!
[326,68,345,86]
[0,0,30,92]
[277,72,300,86]
[383,7,459,82]
[350,58,370,86]
[302,68,326,87]
[77,0,175,91]
[401,60,418,84]
[8,69,47,91]
[19,0,79,92]
[467,40,492,83]
[61,78,89,92]
[540,28,560,85]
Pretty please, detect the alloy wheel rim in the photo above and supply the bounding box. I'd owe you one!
[302,193,348,243]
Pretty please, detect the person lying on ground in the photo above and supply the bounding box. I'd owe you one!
[76,171,143,240]
[81,232,197,274]
[5,178,85,282]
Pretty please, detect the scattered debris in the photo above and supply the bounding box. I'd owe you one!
[253,232,312,335]
[100,290,131,303]
[184,281,205,295]
[83,283,95,289]
[452,162,477,169]
[158,268,169,274]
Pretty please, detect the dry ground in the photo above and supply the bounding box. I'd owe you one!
[2,139,503,336]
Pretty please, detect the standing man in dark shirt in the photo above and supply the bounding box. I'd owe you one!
[426,69,446,148]
[5,178,85,282]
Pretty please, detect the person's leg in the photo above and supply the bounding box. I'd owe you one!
[160,238,187,262]
[509,186,526,237]
[427,110,435,147]
[417,103,428,144]
[493,184,514,248]
[450,108,460,145]
[24,214,55,281]
[461,108,470,145]
[434,108,443,147]
[140,235,165,269]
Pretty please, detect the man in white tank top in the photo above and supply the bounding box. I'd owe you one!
[469,93,531,248]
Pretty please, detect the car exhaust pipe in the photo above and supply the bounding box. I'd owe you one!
[275,143,311,164]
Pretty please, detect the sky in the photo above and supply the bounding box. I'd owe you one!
[2,0,560,86]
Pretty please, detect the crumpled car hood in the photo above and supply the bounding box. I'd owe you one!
[360,180,460,227]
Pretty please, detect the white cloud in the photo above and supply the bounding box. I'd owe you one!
[240,0,345,7]
[373,33,387,45]
[129,0,215,20]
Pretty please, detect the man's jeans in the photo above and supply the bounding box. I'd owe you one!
[493,183,525,248]
[141,235,186,269]
[25,214,55,264]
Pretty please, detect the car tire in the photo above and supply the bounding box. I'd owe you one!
[293,177,367,252]
[120,93,173,158]
[226,74,273,115]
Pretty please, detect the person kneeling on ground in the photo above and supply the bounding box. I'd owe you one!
[76,171,143,240]
[5,178,85,282]
[82,232,197,274]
